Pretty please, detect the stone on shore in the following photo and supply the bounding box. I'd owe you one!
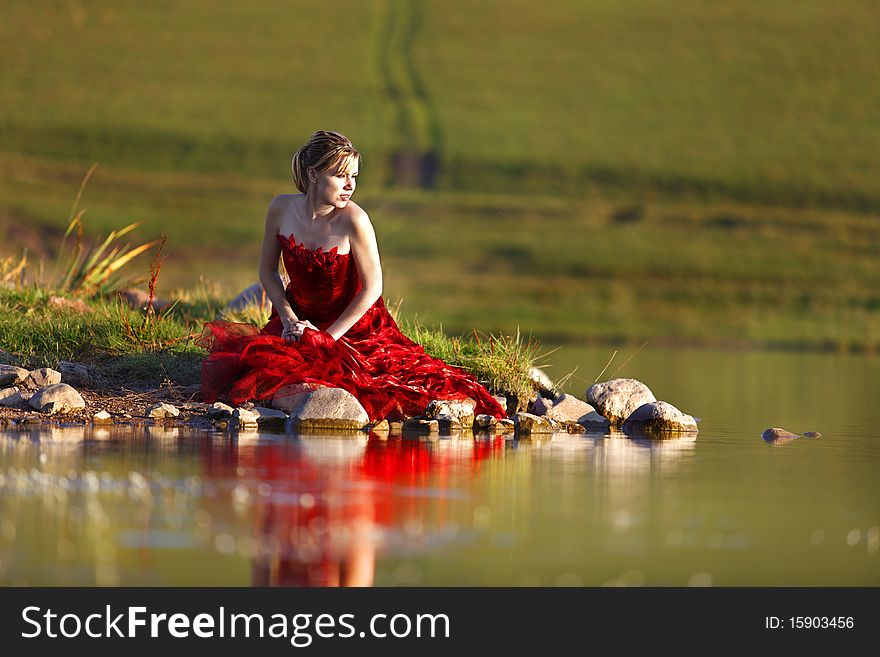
[93,410,113,424]
[223,282,264,315]
[424,398,476,428]
[514,412,554,434]
[58,361,92,387]
[0,365,29,387]
[0,386,24,407]
[473,414,498,431]
[146,402,180,419]
[621,401,698,437]
[25,367,62,390]
[207,402,235,418]
[251,406,288,426]
[274,386,369,431]
[28,383,86,414]
[587,378,657,427]
[403,418,440,435]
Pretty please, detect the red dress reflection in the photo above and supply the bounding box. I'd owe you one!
[200,233,506,422]
[204,435,506,587]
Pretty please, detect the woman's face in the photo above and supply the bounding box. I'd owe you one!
[312,159,358,209]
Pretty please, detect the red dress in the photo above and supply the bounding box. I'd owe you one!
[200,232,507,421]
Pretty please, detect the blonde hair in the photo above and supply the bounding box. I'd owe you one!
[291,130,360,193]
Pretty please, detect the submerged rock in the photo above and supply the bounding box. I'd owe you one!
[761,427,821,444]
[28,383,86,414]
[621,401,698,437]
[587,378,656,427]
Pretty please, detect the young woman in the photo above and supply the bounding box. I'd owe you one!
[201,130,505,422]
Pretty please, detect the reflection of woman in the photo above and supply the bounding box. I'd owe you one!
[235,435,507,587]
[201,130,505,422]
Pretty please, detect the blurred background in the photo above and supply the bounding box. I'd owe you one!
[2,0,879,350]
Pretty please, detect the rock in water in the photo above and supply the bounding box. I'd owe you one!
[587,378,656,427]
[274,386,369,431]
[621,401,698,437]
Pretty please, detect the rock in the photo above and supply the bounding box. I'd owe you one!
[424,398,476,428]
[25,367,62,390]
[578,411,611,432]
[473,414,498,431]
[146,402,180,419]
[389,421,403,435]
[434,414,463,433]
[761,427,821,443]
[92,410,113,424]
[251,406,288,426]
[207,402,234,418]
[546,394,600,424]
[372,419,390,433]
[273,386,369,431]
[622,401,698,437]
[565,422,587,434]
[223,283,265,314]
[403,418,439,434]
[57,361,92,387]
[514,412,554,434]
[117,288,173,312]
[529,395,553,416]
[498,418,516,433]
[233,407,259,425]
[0,365,29,387]
[49,296,92,313]
[0,386,23,407]
[530,366,556,396]
[587,378,656,427]
[28,383,86,414]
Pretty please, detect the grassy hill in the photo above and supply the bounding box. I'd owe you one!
[1,0,879,350]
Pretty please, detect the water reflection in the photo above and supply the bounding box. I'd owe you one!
[201,433,510,587]
[0,425,720,586]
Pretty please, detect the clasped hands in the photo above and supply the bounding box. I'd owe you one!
[281,318,318,342]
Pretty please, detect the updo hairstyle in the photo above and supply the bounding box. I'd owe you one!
[291,130,360,193]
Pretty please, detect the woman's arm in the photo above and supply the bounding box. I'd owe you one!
[324,208,383,340]
[258,196,300,330]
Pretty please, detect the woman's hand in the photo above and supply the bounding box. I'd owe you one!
[281,318,318,342]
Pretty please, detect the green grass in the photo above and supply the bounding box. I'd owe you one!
[0,284,542,396]
[1,1,879,351]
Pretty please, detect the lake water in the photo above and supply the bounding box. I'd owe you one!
[1,347,878,586]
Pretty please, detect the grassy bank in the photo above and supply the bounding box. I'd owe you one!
[0,285,541,402]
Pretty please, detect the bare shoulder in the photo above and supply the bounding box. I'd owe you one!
[339,201,373,235]
[265,194,298,225]
[269,193,299,212]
